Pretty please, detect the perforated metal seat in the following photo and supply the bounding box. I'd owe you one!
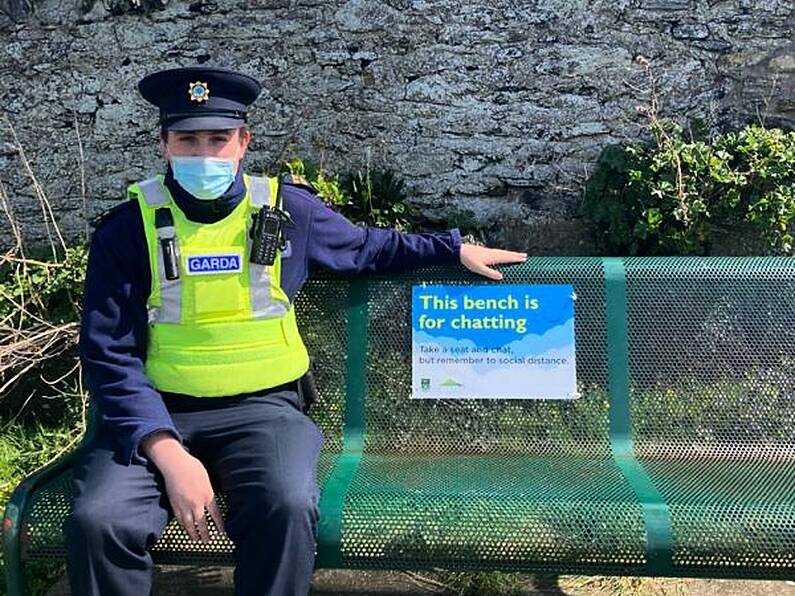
[5,258,795,596]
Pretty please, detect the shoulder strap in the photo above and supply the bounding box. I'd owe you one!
[248,176,272,208]
[138,177,170,208]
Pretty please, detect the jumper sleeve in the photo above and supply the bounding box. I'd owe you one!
[305,195,462,275]
[79,208,181,465]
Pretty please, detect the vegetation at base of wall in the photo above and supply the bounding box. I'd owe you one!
[0,414,85,595]
[283,157,416,232]
[0,245,86,426]
[580,117,795,256]
[1,167,88,594]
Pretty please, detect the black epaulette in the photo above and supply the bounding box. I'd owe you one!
[281,173,318,195]
[89,200,136,230]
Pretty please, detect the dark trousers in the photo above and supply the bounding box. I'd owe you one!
[64,390,324,596]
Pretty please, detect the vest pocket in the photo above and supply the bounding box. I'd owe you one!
[192,275,245,320]
[183,247,246,322]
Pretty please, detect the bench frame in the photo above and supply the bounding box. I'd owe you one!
[5,258,795,595]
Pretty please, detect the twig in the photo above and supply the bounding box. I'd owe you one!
[3,115,67,259]
[0,323,79,397]
[39,359,82,387]
[73,110,89,243]
[0,322,78,356]
[34,431,84,475]
[0,176,24,257]
[0,287,59,329]
[1,389,36,429]
[0,359,39,395]
[78,362,87,431]
[400,570,450,593]
[755,72,781,128]
[1,255,66,268]
[638,57,689,225]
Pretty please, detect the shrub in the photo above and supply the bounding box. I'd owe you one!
[580,57,795,257]
[580,122,795,256]
[283,158,415,231]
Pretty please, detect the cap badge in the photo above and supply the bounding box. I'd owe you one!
[188,81,210,103]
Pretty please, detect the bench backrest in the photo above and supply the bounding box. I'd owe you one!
[298,257,795,462]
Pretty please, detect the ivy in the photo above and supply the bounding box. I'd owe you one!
[580,123,795,256]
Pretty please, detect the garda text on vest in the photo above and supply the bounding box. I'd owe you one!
[186,253,243,275]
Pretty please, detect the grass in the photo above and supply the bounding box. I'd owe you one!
[0,404,85,596]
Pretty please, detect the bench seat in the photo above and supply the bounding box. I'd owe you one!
[16,453,795,578]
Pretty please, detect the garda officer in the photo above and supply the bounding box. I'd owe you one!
[64,66,527,596]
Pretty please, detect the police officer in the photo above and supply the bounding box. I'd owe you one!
[64,66,527,596]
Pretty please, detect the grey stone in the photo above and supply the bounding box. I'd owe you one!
[640,0,690,11]
[334,0,400,33]
[769,53,795,73]
[693,39,734,53]
[1,0,793,250]
[672,23,710,40]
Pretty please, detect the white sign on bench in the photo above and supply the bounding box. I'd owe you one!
[411,284,578,399]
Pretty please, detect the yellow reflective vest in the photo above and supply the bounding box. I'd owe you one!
[129,174,310,397]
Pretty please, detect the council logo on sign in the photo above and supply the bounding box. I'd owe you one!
[186,253,243,276]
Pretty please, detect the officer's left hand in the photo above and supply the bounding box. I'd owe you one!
[460,243,527,280]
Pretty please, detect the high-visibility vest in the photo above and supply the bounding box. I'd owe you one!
[129,174,310,397]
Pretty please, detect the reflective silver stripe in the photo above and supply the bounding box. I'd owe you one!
[139,178,182,324]
[248,176,270,208]
[247,176,289,318]
[139,178,170,207]
[153,248,183,323]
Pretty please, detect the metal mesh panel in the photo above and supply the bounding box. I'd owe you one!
[21,473,74,561]
[626,258,795,459]
[624,257,795,576]
[294,278,349,456]
[339,259,649,572]
[642,461,795,575]
[341,455,645,572]
[20,277,347,564]
[15,259,795,579]
[361,258,610,457]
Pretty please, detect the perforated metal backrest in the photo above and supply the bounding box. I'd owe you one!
[346,258,794,460]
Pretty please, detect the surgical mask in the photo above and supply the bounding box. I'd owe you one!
[170,156,236,200]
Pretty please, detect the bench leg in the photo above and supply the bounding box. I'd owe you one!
[3,502,28,596]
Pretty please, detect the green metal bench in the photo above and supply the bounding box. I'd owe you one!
[4,257,795,595]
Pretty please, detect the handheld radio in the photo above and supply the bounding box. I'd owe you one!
[250,174,294,266]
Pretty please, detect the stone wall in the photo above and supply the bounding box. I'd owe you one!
[1,0,793,252]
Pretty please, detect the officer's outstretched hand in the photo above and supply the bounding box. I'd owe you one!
[460,243,527,280]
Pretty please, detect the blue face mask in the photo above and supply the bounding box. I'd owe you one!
[170,156,236,200]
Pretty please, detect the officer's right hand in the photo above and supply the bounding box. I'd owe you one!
[141,432,225,542]
[459,243,527,280]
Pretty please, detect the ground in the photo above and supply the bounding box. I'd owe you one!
[45,567,795,595]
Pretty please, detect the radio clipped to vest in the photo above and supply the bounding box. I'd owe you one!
[249,174,294,266]
[155,207,180,280]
